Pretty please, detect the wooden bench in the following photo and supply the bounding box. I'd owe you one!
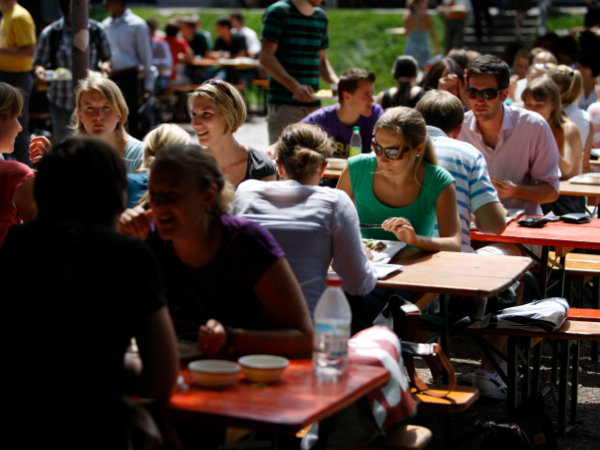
[465,320,600,434]
[547,251,600,307]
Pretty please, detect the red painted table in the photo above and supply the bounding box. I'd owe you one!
[471,218,600,297]
[167,359,390,434]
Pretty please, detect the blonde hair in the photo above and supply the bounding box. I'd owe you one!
[187,79,246,134]
[373,106,437,176]
[521,75,565,130]
[276,123,333,183]
[141,123,192,171]
[0,82,23,121]
[73,77,129,137]
[547,64,583,106]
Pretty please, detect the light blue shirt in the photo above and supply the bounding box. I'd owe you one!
[428,125,499,252]
[102,9,154,92]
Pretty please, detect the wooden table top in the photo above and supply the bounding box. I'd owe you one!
[376,250,533,299]
[471,218,600,250]
[167,359,390,434]
[559,180,600,199]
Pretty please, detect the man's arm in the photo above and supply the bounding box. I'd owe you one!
[474,201,506,235]
[259,40,314,103]
[318,49,338,86]
[491,177,559,205]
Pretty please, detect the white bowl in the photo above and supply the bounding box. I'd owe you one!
[237,354,289,383]
[188,359,240,388]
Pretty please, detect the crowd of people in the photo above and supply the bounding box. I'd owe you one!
[1,0,600,448]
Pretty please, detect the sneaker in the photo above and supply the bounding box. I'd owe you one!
[472,369,508,400]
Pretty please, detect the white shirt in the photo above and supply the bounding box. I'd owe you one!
[234,26,261,57]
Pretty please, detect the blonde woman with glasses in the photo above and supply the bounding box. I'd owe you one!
[336,106,461,252]
[188,79,276,186]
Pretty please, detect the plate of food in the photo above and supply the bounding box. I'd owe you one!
[362,238,406,264]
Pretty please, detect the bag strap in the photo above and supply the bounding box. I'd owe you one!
[387,294,456,398]
[402,341,456,398]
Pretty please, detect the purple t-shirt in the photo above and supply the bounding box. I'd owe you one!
[146,214,284,334]
[301,103,384,158]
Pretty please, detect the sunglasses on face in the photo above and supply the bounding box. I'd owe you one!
[371,137,409,160]
[466,87,503,100]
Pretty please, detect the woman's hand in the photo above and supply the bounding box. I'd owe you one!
[28,135,51,164]
[382,217,417,246]
[118,205,152,239]
[198,319,227,355]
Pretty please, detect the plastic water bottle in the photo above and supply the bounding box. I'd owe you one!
[313,276,352,380]
[348,126,362,158]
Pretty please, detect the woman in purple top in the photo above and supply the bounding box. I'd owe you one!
[119,143,313,358]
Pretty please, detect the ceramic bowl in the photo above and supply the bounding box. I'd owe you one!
[238,354,289,383]
[188,359,240,388]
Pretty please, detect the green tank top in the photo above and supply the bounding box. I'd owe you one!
[348,153,454,242]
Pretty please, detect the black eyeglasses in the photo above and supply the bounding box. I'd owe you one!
[371,136,408,160]
[202,79,234,100]
[466,87,503,100]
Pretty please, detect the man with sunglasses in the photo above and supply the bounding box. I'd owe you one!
[459,55,560,216]
[458,55,560,399]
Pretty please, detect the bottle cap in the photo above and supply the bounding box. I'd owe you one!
[326,275,343,287]
[353,126,360,132]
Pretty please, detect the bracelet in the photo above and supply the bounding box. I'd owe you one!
[224,326,239,354]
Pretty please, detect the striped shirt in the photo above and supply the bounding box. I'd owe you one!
[428,126,500,252]
[261,0,329,106]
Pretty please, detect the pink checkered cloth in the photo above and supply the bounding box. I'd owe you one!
[348,326,417,431]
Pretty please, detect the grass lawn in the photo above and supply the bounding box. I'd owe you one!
[92,6,586,95]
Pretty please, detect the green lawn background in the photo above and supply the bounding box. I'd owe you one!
[92,7,585,94]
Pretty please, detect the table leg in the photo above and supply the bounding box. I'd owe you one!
[507,336,519,416]
[570,340,579,428]
[557,340,569,434]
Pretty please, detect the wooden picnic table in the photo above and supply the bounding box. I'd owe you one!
[376,250,533,311]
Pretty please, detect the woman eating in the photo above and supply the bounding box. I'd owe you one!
[188,79,276,186]
[336,106,461,252]
[119,143,313,358]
